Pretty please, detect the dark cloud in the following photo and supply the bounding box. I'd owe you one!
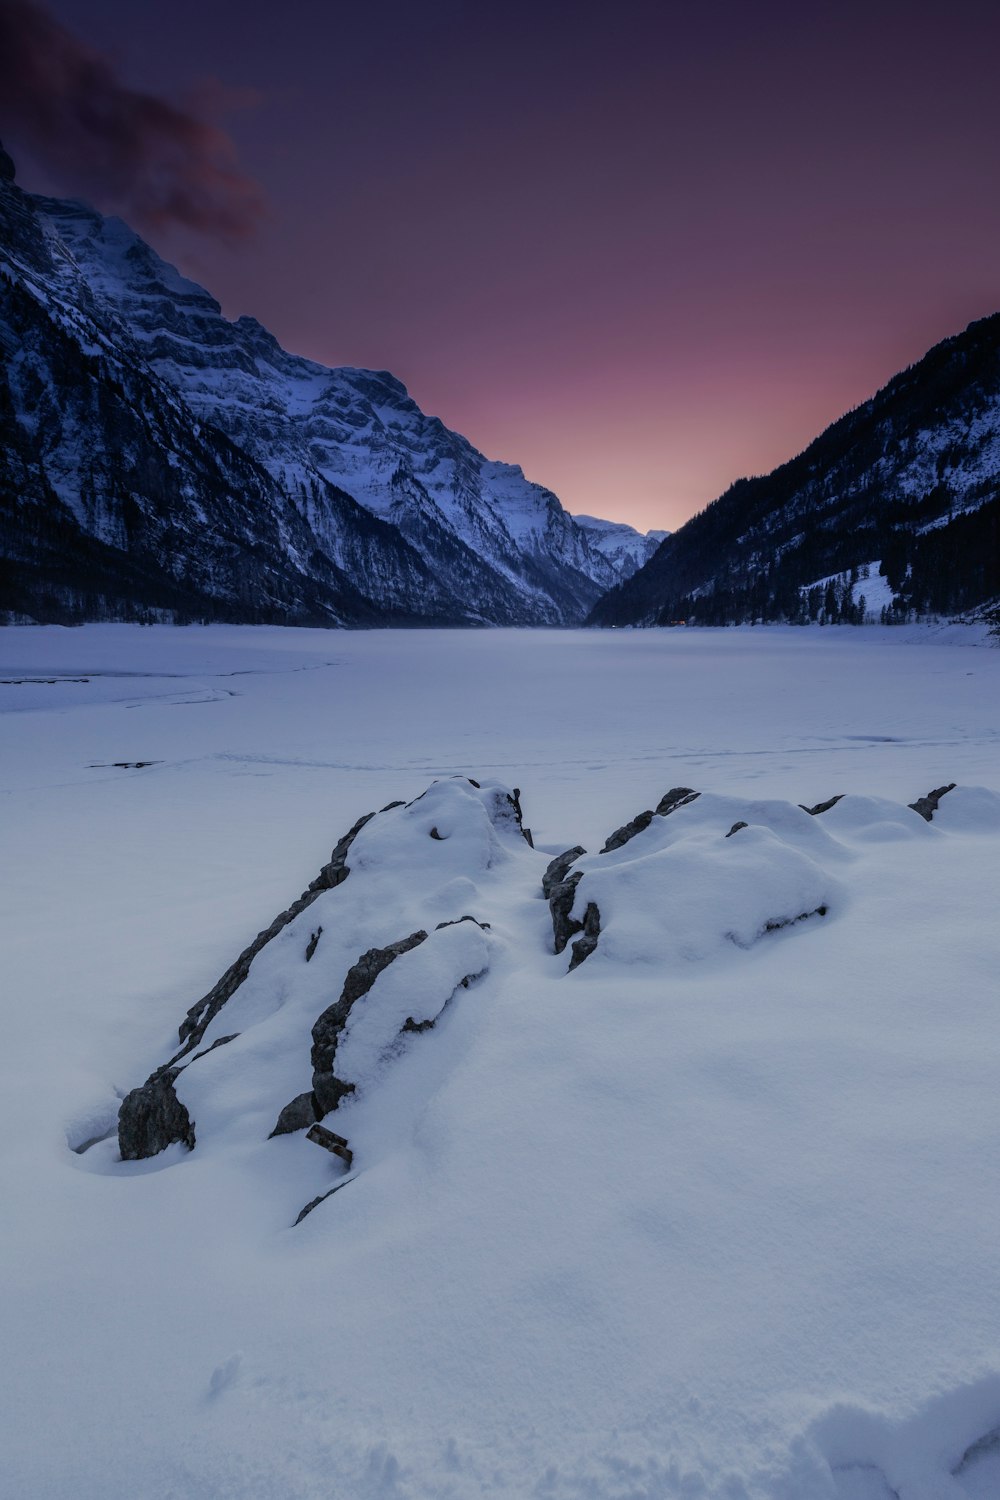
[0,0,264,238]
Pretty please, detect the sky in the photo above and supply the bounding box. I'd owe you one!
[2,0,999,532]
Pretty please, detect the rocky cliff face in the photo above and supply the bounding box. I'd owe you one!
[0,178,393,624]
[590,315,1000,627]
[573,514,670,576]
[0,145,630,626]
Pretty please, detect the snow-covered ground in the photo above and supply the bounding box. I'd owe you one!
[800,565,898,619]
[2,623,999,1500]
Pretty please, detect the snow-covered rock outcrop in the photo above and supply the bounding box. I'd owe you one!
[111,772,989,1229]
[117,777,529,1195]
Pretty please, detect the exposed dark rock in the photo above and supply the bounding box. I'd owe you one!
[542,846,586,900]
[544,846,593,957]
[503,786,536,846]
[270,1091,321,1137]
[311,1073,357,1118]
[601,788,700,854]
[118,806,388,1159]
[310,930,428,1114]
[763,904,828,933]
[402,1015,436,1033]
[0,140,15,183]
[568,902,601,970]
[305,926,322,962]
[435,915,491,930]
[306,1123,353,1167]
[548,868,585,954]
[190,1033,239,1063]
[655,787,700,817]
[174,810,375,1056]
[306,811,378,894]
[88,760,161,769]
[908,783,957,822]
[118,1067,195,1160]
[336,932,429,1018]
[429,826,445,839]
[380,800,406,812]
[801,794,845,816]
[601,808,654,853]
[294,1177,353,1226]
[726,821,749,837]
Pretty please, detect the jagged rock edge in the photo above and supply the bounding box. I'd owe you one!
[908,783,957,821]
[118,1067,195,1161]
[294,1176,355,1227]
[118,807,377,1160]
[600,788,700,854]
[801,794,845,816]
[173,810,376,1058]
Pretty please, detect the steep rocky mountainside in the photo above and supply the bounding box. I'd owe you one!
[572,513,669,575]
[0,144,626,626]
[590,315,1000,627]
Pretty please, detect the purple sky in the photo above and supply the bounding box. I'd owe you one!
[4,0,1000,531]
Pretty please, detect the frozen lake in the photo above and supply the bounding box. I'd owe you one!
[2,623,999,1500]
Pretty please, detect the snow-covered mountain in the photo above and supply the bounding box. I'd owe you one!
[573,513,669,575]
[0,141,630,626]
[591,314,1000,627]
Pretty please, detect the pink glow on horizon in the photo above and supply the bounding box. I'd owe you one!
[17,0,1000,535]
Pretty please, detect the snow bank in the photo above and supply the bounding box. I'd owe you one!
[570,816,841,967]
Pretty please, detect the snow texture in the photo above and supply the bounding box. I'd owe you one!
[2,623,1000,1500]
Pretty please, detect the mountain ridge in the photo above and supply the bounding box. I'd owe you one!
[573,514,670,574]
[589,313,1000,628]
[0,145,652,627]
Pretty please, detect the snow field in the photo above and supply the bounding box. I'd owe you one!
[1,624,999,1499]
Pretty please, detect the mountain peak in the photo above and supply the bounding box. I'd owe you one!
[573,514,670,574]
[0,139,15,183]
[0,172,643,627]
